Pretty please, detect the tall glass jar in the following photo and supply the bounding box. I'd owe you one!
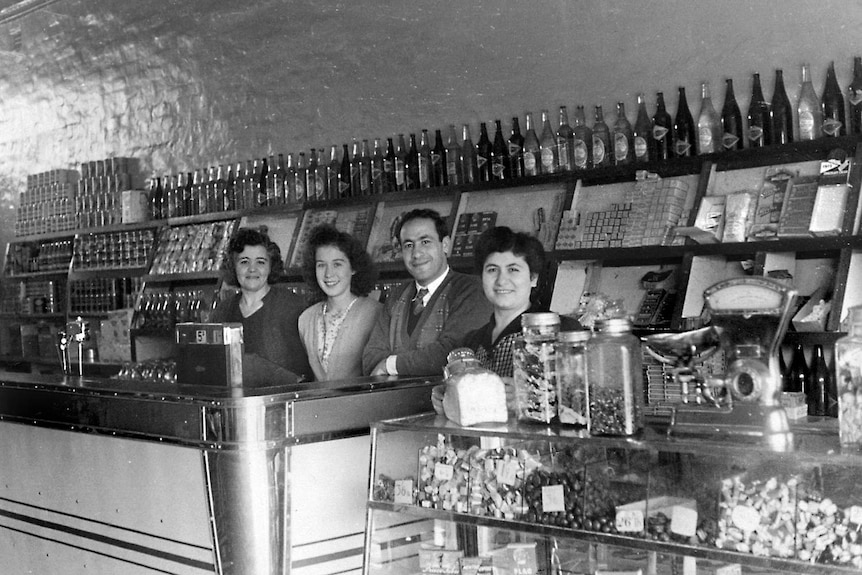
[835,306,862,448]
[586,317,644,435]
[513,312,560,423]
[555,330,591,428]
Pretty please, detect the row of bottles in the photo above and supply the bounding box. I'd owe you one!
[134,288,214,332]
[5,239,73,275]
[69,277,141,315]
[72,230,154,271]
[780,343,838,417]
[20,279,64,315]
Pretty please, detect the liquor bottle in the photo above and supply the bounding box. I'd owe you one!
[265,154,278,205]
[673,87,696,157]
[190,168,204,216]
[633,94,652,163]
[476,122,493,182]
[384,137,397,192]
[508,117,525,178]
[350,140,363,194]
[788,343,809,398]
[406,134,420,189]
[394,135,408,191]
[697,82,722,154]
[295,152,308,202]
[358,139,372,195]
[779,346,791,392]
[241,160,254,210]
[164,174,178,218]
[417,130,432,188]
[797,63,822,141]
[257,158,269,208]
[431,129,448,187]
[446,125,462,186]
[771,69,794,145]
[181,171,193,216]
[284,153,296,204]
[460,124,479,184]
[523,112,541,176]
[539,110,559,174]
[612,102,634,165]
[306,149,318,201]
[316,148,328,200]
[652,92,673,160]
[747,73,771,147]
[719,79,744,151]
[822,61,846,137]
[149,176,163,220]
[225,165,238,211]
[176,172,188,217]
[272,153,286,204]
[207,165,219,212]
[327,145,341,200]
[371,138,386,194]
[810,344,830,417]
[491,119,510,181]
[557,106,575,171]
[826,347,839,417]
[215,165,227,211]
[591,105,611,168]
[850,56,862,135]
[339,143,353,197]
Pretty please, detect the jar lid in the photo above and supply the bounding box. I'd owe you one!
[557,330,591,343]
[595,317,633,333]
[521,312,560,327]
[446,347,476,363]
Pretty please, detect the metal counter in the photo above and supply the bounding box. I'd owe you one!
[0,372,439,575]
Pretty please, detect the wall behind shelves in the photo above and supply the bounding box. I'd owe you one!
[1,0,861,260]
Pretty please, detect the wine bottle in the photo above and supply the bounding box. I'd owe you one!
[632,94,652,163]
[673,86,696,157]
[460,125,479,184]
[539,109,559,174]
[371,138,386,194]
[384,137,396,192]
[770,69,794,145]
[822,61,846,137]
[178,171,191,216]
[446,125,462,186]
[572,105,593,170]
[149,176,163,220]
[797,63,822,141]
[523,112,541,176]
[508,117,525,178]
[306,149,318,201]
[316,148,327,200]
[406,134,420,189]
[431,129,448,187]
[241,161,254,211]
[476,123,493,182]
[810,344,829,417]
[788,343,809,398]
[358,139,372,195]
[327,145,341,200]
[613,101,634,165]
[826,347,839,417]
[339,143,352,197]
[350,140,363,194]
[849,56,862,135]
[697,82,722,154]
[394,135,408,192]
[747,73,771,147]
[284,153,296,204]
[779,346,791,392]
[652,92,673,160]
[272,153,286,204]
[720,79,744,151]
[257,158,268,208]
[592,105,611,168]
[417,129,432,189]
[295,152,308,202]
[491,119,510,181]
[557,106,575,171]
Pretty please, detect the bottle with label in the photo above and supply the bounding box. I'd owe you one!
[431,129,447,187]
[826,343,839,418]
[721,78,744,151]
[358,139,372,195]
[849,56,862,135]
[406,134,420,189]
[460,125,478,185]
[557,106,575,172]
[523,112,541,176]
[539,109,559,174]
[591,105,611,168]
[284,153,296,204]
[770,69,794,145]
[491,119,510,181]
[242,160,255,210]
[652,92,673,160]
[264,154,278,205]
[339,143,352,197]
[508,117,525,178]
[371,138,386,194]
[394,135,408,191]
[316,148,327,200]
[673,86,696,157]
[572,105,593,170]
[446,125,462,186]
[190,168,204,215]
[149,176,163,220]
[476,122,493,182]
[632,94,652,163]
[384,137,397,193]
[272,153,286,204]
[697,82,722,154]
[747,73,771,147]
[295,152,308,203]
[327,145,341,200]
[215,164,228,211]
[612,102,634,165]
[797,63,822,141]
[306,149,318,201]
[350,141,363,194]
[810,344,831,417]
[257,158,269,208]
[417,130,432,189]
[822,61,846,137]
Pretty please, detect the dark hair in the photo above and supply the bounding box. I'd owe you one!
[474,226,546,277]
[301,224,378,303]
[222,227,284,287]
[395,208,449,242]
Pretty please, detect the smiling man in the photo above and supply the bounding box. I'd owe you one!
[363,209,492,377]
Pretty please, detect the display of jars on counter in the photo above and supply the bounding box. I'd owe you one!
[513,312,561,423]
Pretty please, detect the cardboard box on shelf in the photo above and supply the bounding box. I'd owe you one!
[121,190,149,224]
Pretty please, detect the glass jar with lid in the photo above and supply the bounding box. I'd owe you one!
[513,312,560,423]
[440,347,508,426]
[555,330,591,428]
[835,305,862,448]
[585,317,644,435]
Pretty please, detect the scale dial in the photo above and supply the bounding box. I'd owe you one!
[705,278,792,313]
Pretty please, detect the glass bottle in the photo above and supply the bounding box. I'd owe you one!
[284,153,296,204]
[572,105,593,170]
[697,82,722,154]
[316,148,328,200]
[265,153,278,205]
[652,92,673,160]
[513,312,561,423]
[835,306,862,446]
[556,330,591,428]
[446,125,462,186]
[272,153,286,205]
[460,124,479,184]
[305,149,318,202]
[721,78,744,151]
[431,129,447,187]
[779,346,791,392]
[612,101,634,165]
[327,145,341,200]
[350,140,363,194]
[591,105,611,168]
[358,139,372,195]
[149,176,163,220]
[771,69,794,145]
[176,171,189,217]
[508,117,525,178]
[394,134,407,191]
[827,345,839,418]
[523,113,541,176]
[476,122,493,182]
[214,164,227,211]
[339,143,353,197]
[539,109,559,174]
[557,106,575,172]
[371,138,386,194]
[295,152,308,203]
[491,119,510,181]
[850,56,862,135]
[257,158,268,208]
[632,94,652,163]
[406,133,420,189]
[797,63,822,141]
[822,61,846,137]
[747,73,771,147]
[417,130,432,189]
[788,343,808,395]
[673,86,696,157]
[810,344,830,417]
[384,137,397,192]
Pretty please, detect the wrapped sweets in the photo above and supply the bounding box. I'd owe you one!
[416,436,473,512]
[467,447,541,519]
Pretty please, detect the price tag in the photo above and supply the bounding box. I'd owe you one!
[499,460,519,486]
[394,479,414,504]
[849,505,862,525]
[731,504,761,532]
[434,462,454,482]
[541,484,565,513]
[615,508,644,533]
[670,505,698,537]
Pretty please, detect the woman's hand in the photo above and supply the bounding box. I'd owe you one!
[431,384,446,416]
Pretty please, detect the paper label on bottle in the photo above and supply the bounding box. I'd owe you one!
[508,142,522,156]
[434,462,454,481]
[634,136,648,158]
[823,118,843,136]
[492,158,506,178]
[541,484,565,513]
[558,141,571,169]
[524,152,538,174]
[674,139,691,156]
[447,160,459,178]
[615,508,644,533]
[722,132,740,149]
[295,180,306,201]
[430,152,442,166]
[747,125,763,143]
[592,137,606,165]
[395,160,405,185]
[799,111,815,136]
[418,158,430,184]
[315,179,326,199]
[394,479,414,504]
[477,155,488,169]
[731,504,760,532]
[383,159,393,173]
[540,148,555,170]
[614,133,629,161]
[337,181,349,196]
[698,128,714,154]
[652,125,669,141]
[573,141,588,167]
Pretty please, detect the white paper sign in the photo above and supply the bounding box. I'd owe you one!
[670,505,698,537]
[615,508,645,533]
[434,462,454,481]
[394,479,414,504]
[541,484,565,513]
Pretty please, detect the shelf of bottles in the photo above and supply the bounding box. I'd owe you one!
[69,277,142,316]
[72,229,155,272]
[0,277,65,317]
[4,238,73,276]
[132,287,218,335]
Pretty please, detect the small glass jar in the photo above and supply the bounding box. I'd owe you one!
[444,347,485,380]
[586,317,644,436]
[513,312,560,423]
[835,306,862,449]
[555,330,591,428]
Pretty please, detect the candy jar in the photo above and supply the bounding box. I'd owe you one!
[513,312,560,423]
[441,348,507,426]
[555,330,591,428]
[585,317,644,435]
[835,305,862,449]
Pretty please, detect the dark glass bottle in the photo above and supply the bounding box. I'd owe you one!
[849,56,862,135]
[284,153,296,204]
[557,106,574,172]
[747,73,771,147]
[257,157,269,207]
[633,94,652,163]
[523,113,541,176]
[215,164,228,211]
[295,152,307,202]
[721,78,744,151]
[417,130,432,189]
[350,141,362,194]
[652,92,674,160]
[810,344,830,416]
[384,137,397,193]
[339,143,352,197]
[149,176,163,220]
[316,148,327,200]
[273,153,286,204]
[572,105,593,170]
[508,117,525,178]
[306,149,318,201]
[461,125,479,184]
[326,145,340,200]
[673,86,696,157]
[358,139,372,195]
[826,347,839,417]
[770,69,794,146]
[788,343,809,400]
[591,105,611,168]
[431,129,448,187]
[446,125,462,186]
[406,133,420,189]
[476,122,493,182]
[491,119,510,181]
[539,110,559,174]
[613,102,634,165]
[371,138,386,194]
[180,171,192,216]
[779,346,791,392]
[394,135,408,191]
[191,168,204,215]
[822,61,847,137]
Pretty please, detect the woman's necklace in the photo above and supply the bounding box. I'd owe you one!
[319,297,359,369]
[323,296,358,319]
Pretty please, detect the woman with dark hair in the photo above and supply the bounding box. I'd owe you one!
[211,227,312,385]
[298,225,383,381]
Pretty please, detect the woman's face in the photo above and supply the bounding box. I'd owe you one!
[235,244,271,293]
[315,244,354,300]
[482,251,537,313]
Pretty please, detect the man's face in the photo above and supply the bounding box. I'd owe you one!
[399,217,450,286]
